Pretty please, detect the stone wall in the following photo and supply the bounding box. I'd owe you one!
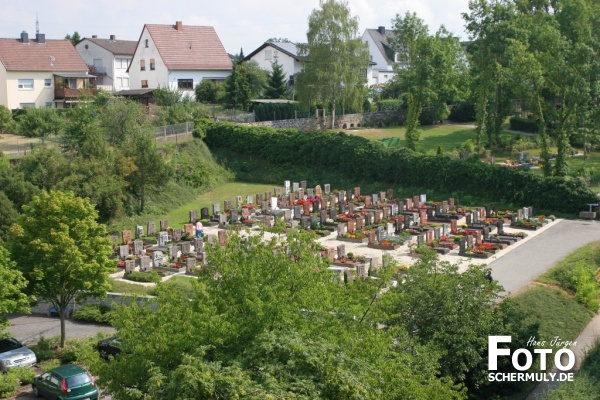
[242,110,405,131]
[30,292,157,315]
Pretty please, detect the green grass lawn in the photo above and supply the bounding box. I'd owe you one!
[108,278,154,296]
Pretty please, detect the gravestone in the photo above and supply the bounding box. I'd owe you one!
[247,195,254,205]
[371,257,379,269]
[122,230,132,245]
[230,210,239,223]
[337,244,346,259]
[517,209,523,221]
[466,213,472,225]
[285,180,291,195]
[523,207,529,220]
[356,216,364,230]
[357,263,366,277]
[404,214,413,228]
[158,231,169,246]
[213,203,221,215]
[294,206,302,219]
[218,230,226,246]
[172,228,182,242]
[301,216,311,229]
[327,248,336,262]
[313,200,320,212]
[365,212,374,226]
[261,201,269,213]
[383,207,390,220]
[189,210,197,223]
[339,203,346,214]
[377,226,385,242]
[320,198,328,211]
[380,191,386,202]
[475,231,482,245]
[347,219,355,233]
[449,198,455,211]
[133,240,143,255]
[320,210,328,224]
[241,207,250,221]
[425,229,433,244]
[185,258,196,275]
[420,194,427,204]
[184,223,195,238]
[511,214,518,225]
[354,187,361,198]
[315,185,322,198]
[387,188,394,200]
[324,184,331,194]
[169,245,179,262]
[473,211,479,224]
[152,251,165,268]
[434,204,442,216]
[364,195,372,208]
[201,208,209,220]
[482,226,490,238]
[224,200,232,212]
[236,196,243,209]
[479,207,486,220]
[417,233,425,246]
[206,234,216,246]
[307,188,314,198]
[413,195,420,208]
[386,222,394,236]
[427,208,434,221]
[284,209,293,221]
[194,238,204,252]
[293,182,299,192]
[125,260,135,274]
[442,224,449,237]
[528,206,533,218]
[219,213,228,226]
[135,226,144,239]
[433,226,441,240]
[139,256,151,272]
[330,208,338,221]
[397,201,405,213]
[338,190,346,203]
[300,180,307,190]
[467,235,474,249]
[181,242,191,255]
[442,201,449,213]
[119,245,129,259]
[406,198,413,210]
[303,202,311,216]
[496,221,504,235]
[147,221,156,236]
[263,215,273,227]
[368,231,376,245]
[256,193,263,204]
[160,220,169,231]
[450,220,458,234]
[337,223,347,236]
[459,238,466,254]
[288,193,296,206]
[275,187,282,197]
[390,204,398,216]
[374,210,382,224]
[419,210,427,224]
[372,193,379,204]
[486,204,493,217]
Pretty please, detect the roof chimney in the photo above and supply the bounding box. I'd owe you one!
[176,21,183,31]
[92,35,97,38]
[20,31,29,43]
[378,26,385,35]
[36,33,45,44]
[110,34,116,41]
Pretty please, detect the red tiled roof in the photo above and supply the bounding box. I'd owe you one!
[144,23,232,70]
[0,38,88,72]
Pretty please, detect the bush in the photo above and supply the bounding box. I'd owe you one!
[569,261,600,311]
[72,304,114,325]
[509,117,539,133]
[60,336,103,363]
[448,102,476,122]
[376,99,404,112]
[123,271,161,283]
[38,358,60,372]
[9,366,37,384]
[419,107,436,126]
[0,372,20,398]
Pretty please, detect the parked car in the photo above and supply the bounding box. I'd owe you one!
[32,364,99,400]
[96,337,122,360]
[0,337,37,371]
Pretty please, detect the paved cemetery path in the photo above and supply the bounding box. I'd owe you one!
[488,219,600,296]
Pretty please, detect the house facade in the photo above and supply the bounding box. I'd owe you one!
[244,42,302,85]
[128,21,232,97]
[75,35,137,92]
[0,31,93,109]
[362,26,399,87]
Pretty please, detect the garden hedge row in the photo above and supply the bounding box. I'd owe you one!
[202,120,597,213]
[509,117,539,133]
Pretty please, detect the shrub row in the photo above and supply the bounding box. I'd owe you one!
[510,117,539,133]
[203,120,597,213]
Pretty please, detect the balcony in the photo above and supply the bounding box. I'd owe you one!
[54,87,97,99]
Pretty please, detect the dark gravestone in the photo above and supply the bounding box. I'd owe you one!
[377,227,385,242]
[365,212,373,226]
[466,214,472,225]
[386,189,393,200]
[339,203,346,214]
[294,206,302,219]
[330,208,338,221]
[301,216,311,229]
[320,210,328,224]
[230,210,239,223]
[459,238,466,253]
[313,200,320,212]
[397,201,405,213]
[395,219,403,233]
[496,221,504,235]
[169,246,179,262]
[417,233,425,246]
[201,208,210,220]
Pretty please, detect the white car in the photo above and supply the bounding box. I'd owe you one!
[0,337,37,371]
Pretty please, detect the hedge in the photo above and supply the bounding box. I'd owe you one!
[510,117,539,133]
[202,120,597,213]
[448,102,476,122]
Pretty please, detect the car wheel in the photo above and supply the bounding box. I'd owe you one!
[32,385,40,397]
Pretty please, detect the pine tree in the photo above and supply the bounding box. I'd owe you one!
[265,59,287,99]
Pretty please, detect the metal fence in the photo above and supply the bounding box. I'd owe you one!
[154,121,195,141]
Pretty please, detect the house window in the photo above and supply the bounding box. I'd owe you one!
[122,77,129,88]
[19,103,35,108]
[265,49,272,60]
[140,59,146,71]
[145,39,149,48]
[177,79,193,90]
[150,58,155,70]
[45,102,53,108]
[44,78,52,87]
[395,53,401,62]
[18,79,34,90]
[116,58,129,69]
[141,80,148,88]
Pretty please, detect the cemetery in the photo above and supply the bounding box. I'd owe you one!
[109,179,559,285]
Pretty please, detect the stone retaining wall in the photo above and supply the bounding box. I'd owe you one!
[30,292,157,315]
[243,110,405,130]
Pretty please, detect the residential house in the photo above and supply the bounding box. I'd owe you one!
[0,31,94,109]
[76,35,137,92]
[244,41,302,85]
[128,21,232,97]
[362,26,399,87]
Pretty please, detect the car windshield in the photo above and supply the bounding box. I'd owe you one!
[66,373,92,387]
[0,338,23,353]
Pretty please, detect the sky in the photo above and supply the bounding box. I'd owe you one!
[0,0,472,55]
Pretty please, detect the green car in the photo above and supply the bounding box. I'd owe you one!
[32,364,99,400]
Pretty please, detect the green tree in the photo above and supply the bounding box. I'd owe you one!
[241,60,268,99]
[195,79,225,103]
[0,192,18,243]
[0,105,17,133]
[9,190,114,347]
[224,64,252,111]
[64,31,81,45]
[0,247,31,332]
[17,108,64,140]
[264,58,288,99]
[296,0,369,128]
[101,98,149,146]
[89,231,464,399]
[62,103,108,159]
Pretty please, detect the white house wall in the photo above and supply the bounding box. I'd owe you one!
[248,46,302,82]
[0,64,7,108]
[362,32,396,87]
[129,27,169,90]
[5,71,55,109]
[167,70,230,99]
[76,40,132,91]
